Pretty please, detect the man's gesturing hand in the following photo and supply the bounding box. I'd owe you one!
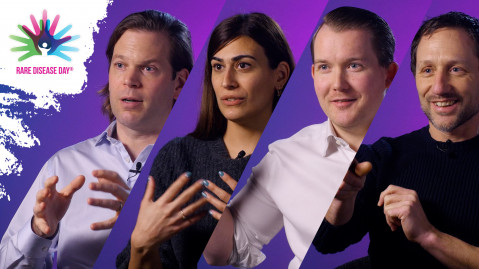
[32,175,85,238]
[378,185,434,243]
[88,169,130,230]
[326,160,372,225]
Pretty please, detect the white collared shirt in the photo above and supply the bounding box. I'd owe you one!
[0,121,153,268]
[228,120,356,269]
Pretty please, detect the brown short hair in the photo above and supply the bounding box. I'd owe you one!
[190,13,295,140]
[310,6,395,68]
[98,10,193,122]
[410,11,479,75]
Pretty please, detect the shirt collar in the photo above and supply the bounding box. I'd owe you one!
[94,121,117,146]
[319,119,351,156]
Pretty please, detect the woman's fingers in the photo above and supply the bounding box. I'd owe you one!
[202,180,231,203]
[218,171,237,191]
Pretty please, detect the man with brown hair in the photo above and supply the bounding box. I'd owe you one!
[0,10,192,268]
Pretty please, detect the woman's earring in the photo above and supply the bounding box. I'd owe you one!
[276,89,283,97]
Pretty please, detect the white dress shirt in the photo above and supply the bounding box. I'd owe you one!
[228,120,356,269]
[0,122,153,268]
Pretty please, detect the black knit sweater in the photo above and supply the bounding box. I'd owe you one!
[314,126,479,268]
[116,136,250,269]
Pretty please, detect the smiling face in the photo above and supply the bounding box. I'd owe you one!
[312,25,395,135]
[415,27,479,141]
[108,30,181,135]
[210,36,279,127]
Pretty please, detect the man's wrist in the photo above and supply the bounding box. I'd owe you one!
[326,197,356,225]
[31,216,58,239]
[418,227,440,250]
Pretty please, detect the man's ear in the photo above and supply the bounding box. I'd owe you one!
[385,62,399,88]
[273,61,291,91]
[173,68,189,100]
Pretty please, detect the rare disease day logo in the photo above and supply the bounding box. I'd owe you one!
[10,9,80,62]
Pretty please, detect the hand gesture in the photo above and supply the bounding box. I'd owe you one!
[335,160,372,201]
[326,160,372,225]
[32,175,85,238]
[131,173,207,252]
[378,185,434,243]
[202,171,237,220]
[88,170,130,230]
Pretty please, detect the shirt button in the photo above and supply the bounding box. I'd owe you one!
[336,139,342,146]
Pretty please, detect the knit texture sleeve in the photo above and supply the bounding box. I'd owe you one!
[313,140,393,253]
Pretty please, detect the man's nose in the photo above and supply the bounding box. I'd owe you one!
[431,70,451,95]
[123,68,141,88]
[332,69,349,92]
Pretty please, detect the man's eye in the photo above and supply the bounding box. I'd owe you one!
[115,63,124,69]
[349,63,363,70]
[316,64,328,71]
[144,66,156,72]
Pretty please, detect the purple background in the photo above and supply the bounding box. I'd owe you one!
[1,0,477,268]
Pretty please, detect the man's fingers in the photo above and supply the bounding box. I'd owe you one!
[33,216,52,235]
[61,175,85,197]
[383,193,417,208]
[89,181,129,201]
[36,188,50,203]
[378,185,409,206]
[202,191,227,212]
[159,172,192,203]
[384,205,404,230]
[202,180,231,203]
[342,170,365,189]
[354,162,372,177]
[218,171,237,191]
[44,176,59,191]
[92,169,129,189]
[33,201,46,216]
[88,197,122,211]
[90,216,117,231]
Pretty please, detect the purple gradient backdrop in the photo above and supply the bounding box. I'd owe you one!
[301,0,479,268]
[95,0,327,267]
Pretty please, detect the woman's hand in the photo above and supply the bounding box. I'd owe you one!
[131,172,207,254]
[201,171,237,220]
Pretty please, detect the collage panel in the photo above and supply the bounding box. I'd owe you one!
[2,0,479,268]
[202,1,400,269]
[303,0,479,268]
[96,0,326,268]
[0,0,223,268]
